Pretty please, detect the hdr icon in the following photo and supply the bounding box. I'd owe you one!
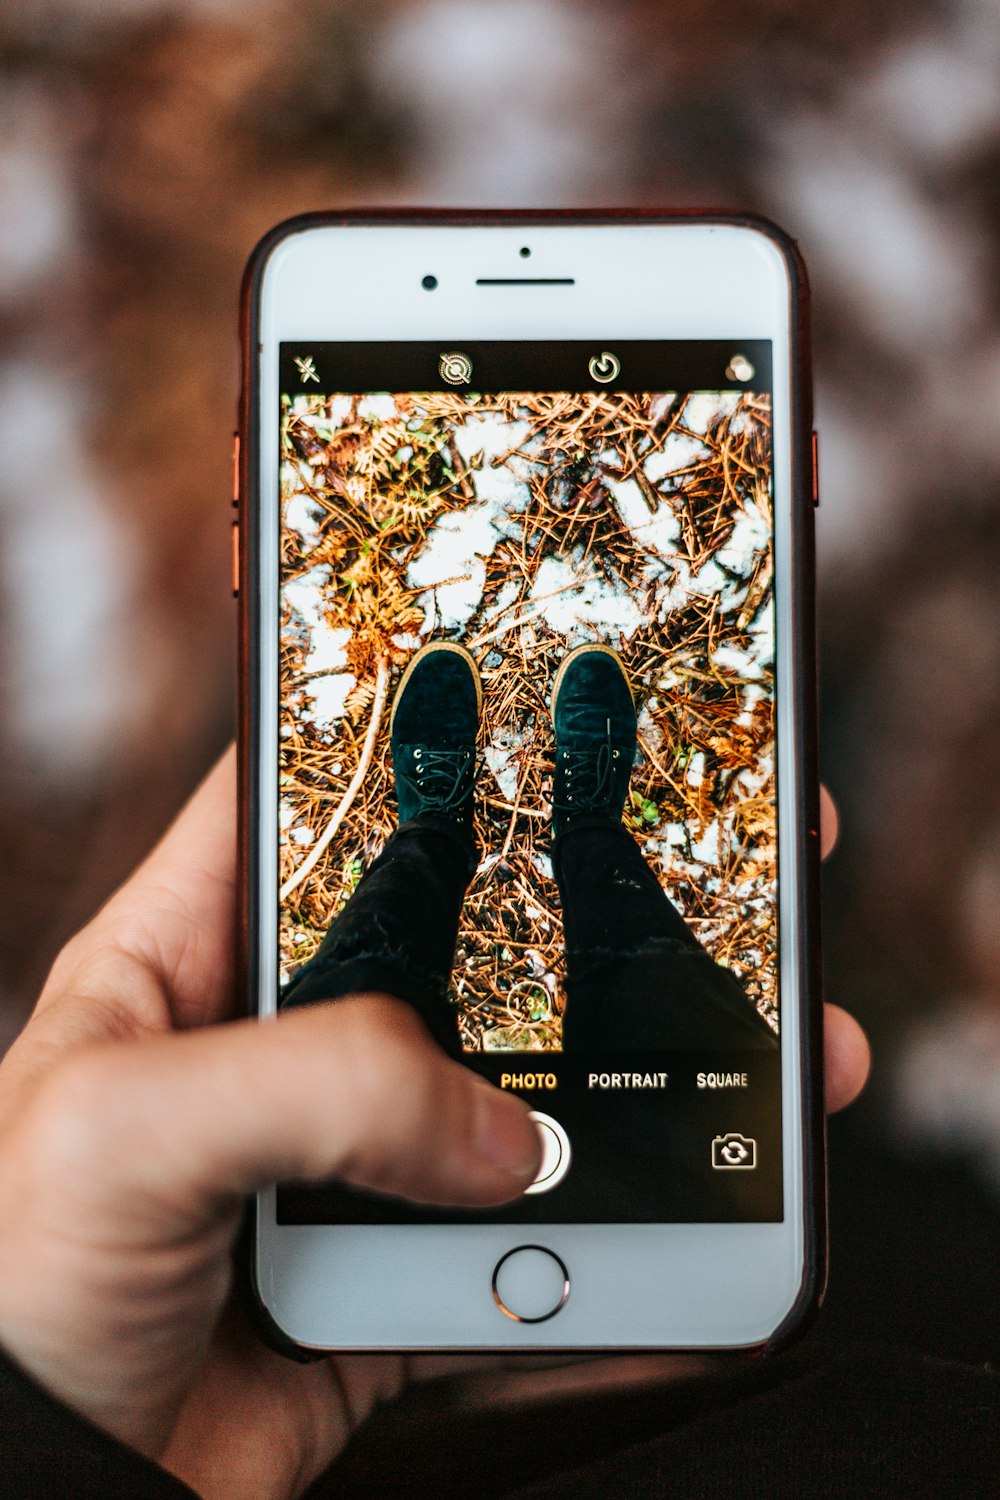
[711,1133,757,1170]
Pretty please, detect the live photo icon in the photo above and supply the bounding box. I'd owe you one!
[712,1133,757,1170]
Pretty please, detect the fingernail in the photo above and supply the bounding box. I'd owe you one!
[472,1081,541,1180]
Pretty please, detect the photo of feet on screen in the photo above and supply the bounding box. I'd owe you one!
[278,389,777,1052]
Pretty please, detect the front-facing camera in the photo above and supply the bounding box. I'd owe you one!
[422,274,438,290]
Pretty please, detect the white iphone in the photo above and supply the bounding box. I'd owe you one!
[238,212,824,1355]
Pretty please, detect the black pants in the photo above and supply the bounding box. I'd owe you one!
[281,814,776,1054]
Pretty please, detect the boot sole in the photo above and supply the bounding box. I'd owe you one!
[390,639,484,735]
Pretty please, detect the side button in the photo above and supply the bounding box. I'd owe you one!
[811,430,820,507]
[232,432,240,507]
[231,520,240,597]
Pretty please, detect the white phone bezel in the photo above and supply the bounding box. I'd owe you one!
[250,220,811,1352]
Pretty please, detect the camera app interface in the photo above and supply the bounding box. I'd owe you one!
[275,341,782,1224]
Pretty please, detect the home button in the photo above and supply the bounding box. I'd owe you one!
[492,1245,570,1323]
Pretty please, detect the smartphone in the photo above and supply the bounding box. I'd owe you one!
[238,212,824,1355]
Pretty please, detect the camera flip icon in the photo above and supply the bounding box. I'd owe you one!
[712,1133,757,1170]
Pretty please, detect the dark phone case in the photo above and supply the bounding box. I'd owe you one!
[237,209,825,1364]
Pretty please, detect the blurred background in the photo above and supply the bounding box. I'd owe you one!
[1,0,998,1425]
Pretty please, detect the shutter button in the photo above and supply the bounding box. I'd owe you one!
[524,1111,571,1194]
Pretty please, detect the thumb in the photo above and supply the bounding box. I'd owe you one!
[28,996,542,1237]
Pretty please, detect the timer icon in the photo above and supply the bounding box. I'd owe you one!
[588,351,620,383]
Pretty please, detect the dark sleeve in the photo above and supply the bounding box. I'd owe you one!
[512,1347,1000,1500]
[0,1343,200,1499]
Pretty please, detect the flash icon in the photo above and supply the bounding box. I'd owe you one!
[294,355,319,384]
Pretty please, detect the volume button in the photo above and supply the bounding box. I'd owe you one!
[232,432,241,506]
[231,519,240,597]
[811,431,819,507]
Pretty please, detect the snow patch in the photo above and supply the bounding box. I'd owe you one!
[637,702,664,755]
[304,624,352,677]
[604,473,681,560]
[453,413,531,465]
[307,672,357,727]
[484,744,519,801]
[298,395,354,431]
[484,578,521,620]
[648,393,677,425]
[680,391,741,434]
[719,503,771,567]
[282,564,332,631]
[687,558,730,597]
[714,642,758,677]
[529,553,644,641]
[406,414,537,631]
[484,723,533,801]
[690,821,720,865]
[358,394,399,422]
[406,509,492,633]
[686,751,705,788]
[643,431,710,481]
[284,488,324,547]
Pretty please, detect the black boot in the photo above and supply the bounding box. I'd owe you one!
[550,643,637,839]
[391,641,481,836]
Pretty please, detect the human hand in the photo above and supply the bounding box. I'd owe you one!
[0,749,541,1498]
[0,754,868,1500]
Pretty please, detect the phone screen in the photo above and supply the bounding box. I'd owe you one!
[274,340,781,1225]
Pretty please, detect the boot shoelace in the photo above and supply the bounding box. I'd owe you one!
[552,720,624,813]
[399,745,474,814]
